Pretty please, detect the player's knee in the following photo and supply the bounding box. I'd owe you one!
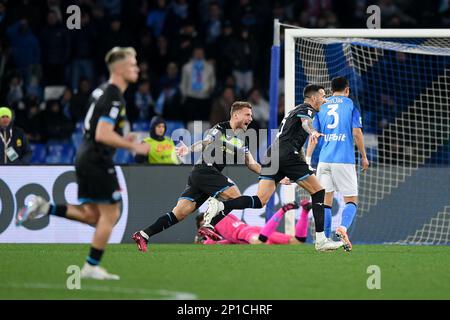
[219,186,241,200]
[105,203,121,225]
[311,189,325,204]
[173,202,195,221]
[84,210,99,225]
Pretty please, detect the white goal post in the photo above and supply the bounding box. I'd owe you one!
[283,28,450,236]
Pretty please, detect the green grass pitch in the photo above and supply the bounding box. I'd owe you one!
[0,244,449,300]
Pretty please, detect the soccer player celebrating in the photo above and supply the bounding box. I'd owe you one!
[306,76,369,251]
[204,85,344,252]
[16,47,149,280]
[132,102,268,252]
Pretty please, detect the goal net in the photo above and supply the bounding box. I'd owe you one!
[283,29,450,244]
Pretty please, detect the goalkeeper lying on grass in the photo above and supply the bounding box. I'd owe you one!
[195,200,312,245]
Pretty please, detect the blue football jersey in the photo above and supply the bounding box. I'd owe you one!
[313,96,362,164]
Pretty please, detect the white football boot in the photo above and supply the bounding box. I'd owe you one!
[315,238,344,252]
[203,197,224,226]
[16,196,50,226]
[81,263,120,280]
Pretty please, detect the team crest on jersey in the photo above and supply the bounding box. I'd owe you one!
[211,128,220,136]
[16,139,22,147]
[120,108,126,116]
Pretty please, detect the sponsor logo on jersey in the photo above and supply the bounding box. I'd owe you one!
[324,133,347,142]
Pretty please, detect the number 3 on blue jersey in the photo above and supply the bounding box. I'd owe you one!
[326,104,339,129]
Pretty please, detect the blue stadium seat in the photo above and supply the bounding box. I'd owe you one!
[71,132,84,149]
[114,148,134,164]
[132,121,150,132]
[30,143,47,164]
[75,122,84,133]
[165,120,185,137]
[46,143,75,164]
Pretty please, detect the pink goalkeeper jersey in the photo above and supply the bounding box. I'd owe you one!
[213,215,291,244]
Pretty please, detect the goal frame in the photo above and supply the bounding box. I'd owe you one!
[283,28,450,235]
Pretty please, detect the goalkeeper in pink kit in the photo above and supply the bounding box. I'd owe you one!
[196,200,312,245]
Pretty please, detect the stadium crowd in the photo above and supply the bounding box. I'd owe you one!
[0,0,447,164]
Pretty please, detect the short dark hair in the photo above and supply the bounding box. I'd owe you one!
[230,101,252,115]
[303,84,325,99]
[331,76,349,92]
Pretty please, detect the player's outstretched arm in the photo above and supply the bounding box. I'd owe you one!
[175,139,214,157]
[95,121,149,155]
[353,127,369,172]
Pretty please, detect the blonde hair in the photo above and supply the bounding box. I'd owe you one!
[105,47,136,69]
[230,101,252,115]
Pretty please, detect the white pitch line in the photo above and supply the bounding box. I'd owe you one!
[0,283,197,300]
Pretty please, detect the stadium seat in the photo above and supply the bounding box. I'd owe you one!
[71,132,84,149]
[165,120,185,137]
[113,148,134,164]
[75,122,84,133]
[30,143,47,164]
[132,121,150,132]
[46,143,75,164]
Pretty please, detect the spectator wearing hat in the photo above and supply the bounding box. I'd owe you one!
[135,116,179,164]
[0,106,31,164]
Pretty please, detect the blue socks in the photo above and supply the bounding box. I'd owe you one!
[341,202,357,229]
[324,206,332,237]
[324,202,357,236]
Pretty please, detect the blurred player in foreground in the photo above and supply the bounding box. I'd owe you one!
[306,77,369,251]
[195,200,312,245]
[16,47,149,280]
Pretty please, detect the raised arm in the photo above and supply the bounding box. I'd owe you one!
[176,138,215,157]
[176,126,221,157]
